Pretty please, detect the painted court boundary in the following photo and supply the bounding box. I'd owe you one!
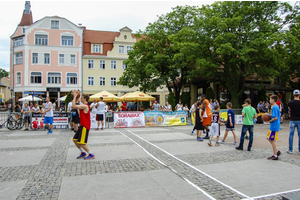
[116,130,216,200]
[118,129,250,199]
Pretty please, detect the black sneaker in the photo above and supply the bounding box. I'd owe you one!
[245,135,249,140]
[235,147,243,150]
[203,136,209,139]
[277,151,281,157]
[268,155,278,160]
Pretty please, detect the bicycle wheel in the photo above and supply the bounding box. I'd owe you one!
[7,118,15,130]
[16,118,24,130]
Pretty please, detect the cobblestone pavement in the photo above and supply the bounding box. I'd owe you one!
[0,121,299,200]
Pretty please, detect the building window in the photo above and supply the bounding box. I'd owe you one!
[122,62,127,70]
[99,77,105,86]
[111,77,117,86]
[59,54,64,64]
[119,45,124,54]
[51,20,59,29]
[111,60,116,69]
[88,60,94,69]
[100,60,105,69]
[35,35,48,45]
[44,53,50,64]
[88,77,94,86]
[67,73,77,84]
[30,72,42,84]
[22,28,25,34]
[93,45,101,53]
[62,36,73,46]
[71,55,76,65]
[14,37,23,47]
[16,52,23,64]
[16,72,21,84]
[32,53,38,64]
[127,46,132,53]
[48,73,61,84]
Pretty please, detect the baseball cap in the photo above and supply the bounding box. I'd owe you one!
[293,89,300,95]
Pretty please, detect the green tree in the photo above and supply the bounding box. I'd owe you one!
[167,91,175,111]
[0,69,9,79]
[65,90,72,111]
[206,87,215,101]
[171,1,298,108]
[257,86,267,102]
[181,92,191,108]
[118,6,200,103]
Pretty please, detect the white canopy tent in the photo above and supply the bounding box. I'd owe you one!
[18,95,42,102]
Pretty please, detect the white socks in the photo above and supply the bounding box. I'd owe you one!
[79,148,84,152]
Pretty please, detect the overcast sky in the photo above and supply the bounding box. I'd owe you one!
[0,0,296,73]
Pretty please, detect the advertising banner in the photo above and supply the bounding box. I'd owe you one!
[144,111,186,127]
[114,111,145,128]
[32,112,69,129]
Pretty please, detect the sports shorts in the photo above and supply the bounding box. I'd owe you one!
[226,127,235,131]
[73,126,90,145]
[96,114,104,121]
[72,114,80,124]
[209,123,220,136]
[267,130,278,141]
[44,117,53,125]
[24,116,31,124]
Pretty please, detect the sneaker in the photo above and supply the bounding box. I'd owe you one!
[84,154,95,160]
[77,152,87,159]
[245,135,249,140]
[277,151,281,157]
[203,136,209,139]
[101,127,103,130]
[197,137,203,141]
[208,142,212,147]
[287,150,293,154]
[267,155,278,160]
[203,130,206,134]
[235,146,243,151]
[215,142,220,147]
[233,141,238,145]
[49,131,53,134]
[191,131,194,135]
[220,140,225,143]
[94,128,99,131]
[247,148,251,151]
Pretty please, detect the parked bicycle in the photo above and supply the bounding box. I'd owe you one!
[5,113,24,130]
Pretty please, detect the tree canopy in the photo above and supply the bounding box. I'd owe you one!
[0,69,9,79]
[119,1,300,108]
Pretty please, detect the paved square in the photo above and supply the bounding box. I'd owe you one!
[0,120,300,200]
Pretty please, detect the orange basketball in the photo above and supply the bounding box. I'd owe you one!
[261,114,271,122]
[72,90,80,100]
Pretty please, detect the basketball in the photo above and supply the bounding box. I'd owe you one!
[71,90,80,100]
[261,114,271,122]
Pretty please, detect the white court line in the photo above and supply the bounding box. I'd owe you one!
[123,129,251,199]
[115,130,216,200]
[244,188,300,200]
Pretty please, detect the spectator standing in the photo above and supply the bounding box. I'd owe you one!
[287,89,300,154]
[209,99,214,110]
[15,102,21,120]
[152,100,160,111]
[121,100,127,111]
[257,101,263,113]
[201,94,212,139]
[22,103,31,131]
[183,104,189,117]
[175,100,183,111]
[165,101,172,111]
[236,98,257,151]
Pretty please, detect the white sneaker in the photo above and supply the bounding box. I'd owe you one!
[286,150,293,154]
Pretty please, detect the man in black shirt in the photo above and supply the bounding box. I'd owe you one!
[287,89,300,154]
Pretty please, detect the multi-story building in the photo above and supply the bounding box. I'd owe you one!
[0,77,11,103]
[10,1,83,108]
[82,26,169,104]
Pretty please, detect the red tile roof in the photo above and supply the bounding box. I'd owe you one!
[19,10,33,26]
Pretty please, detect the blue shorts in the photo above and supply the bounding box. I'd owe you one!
[44,117,53,125]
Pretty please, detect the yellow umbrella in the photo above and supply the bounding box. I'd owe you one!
[89,91,122,102]
[120,91,155,102]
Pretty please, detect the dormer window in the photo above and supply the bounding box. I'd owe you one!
[51,20,59,29]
